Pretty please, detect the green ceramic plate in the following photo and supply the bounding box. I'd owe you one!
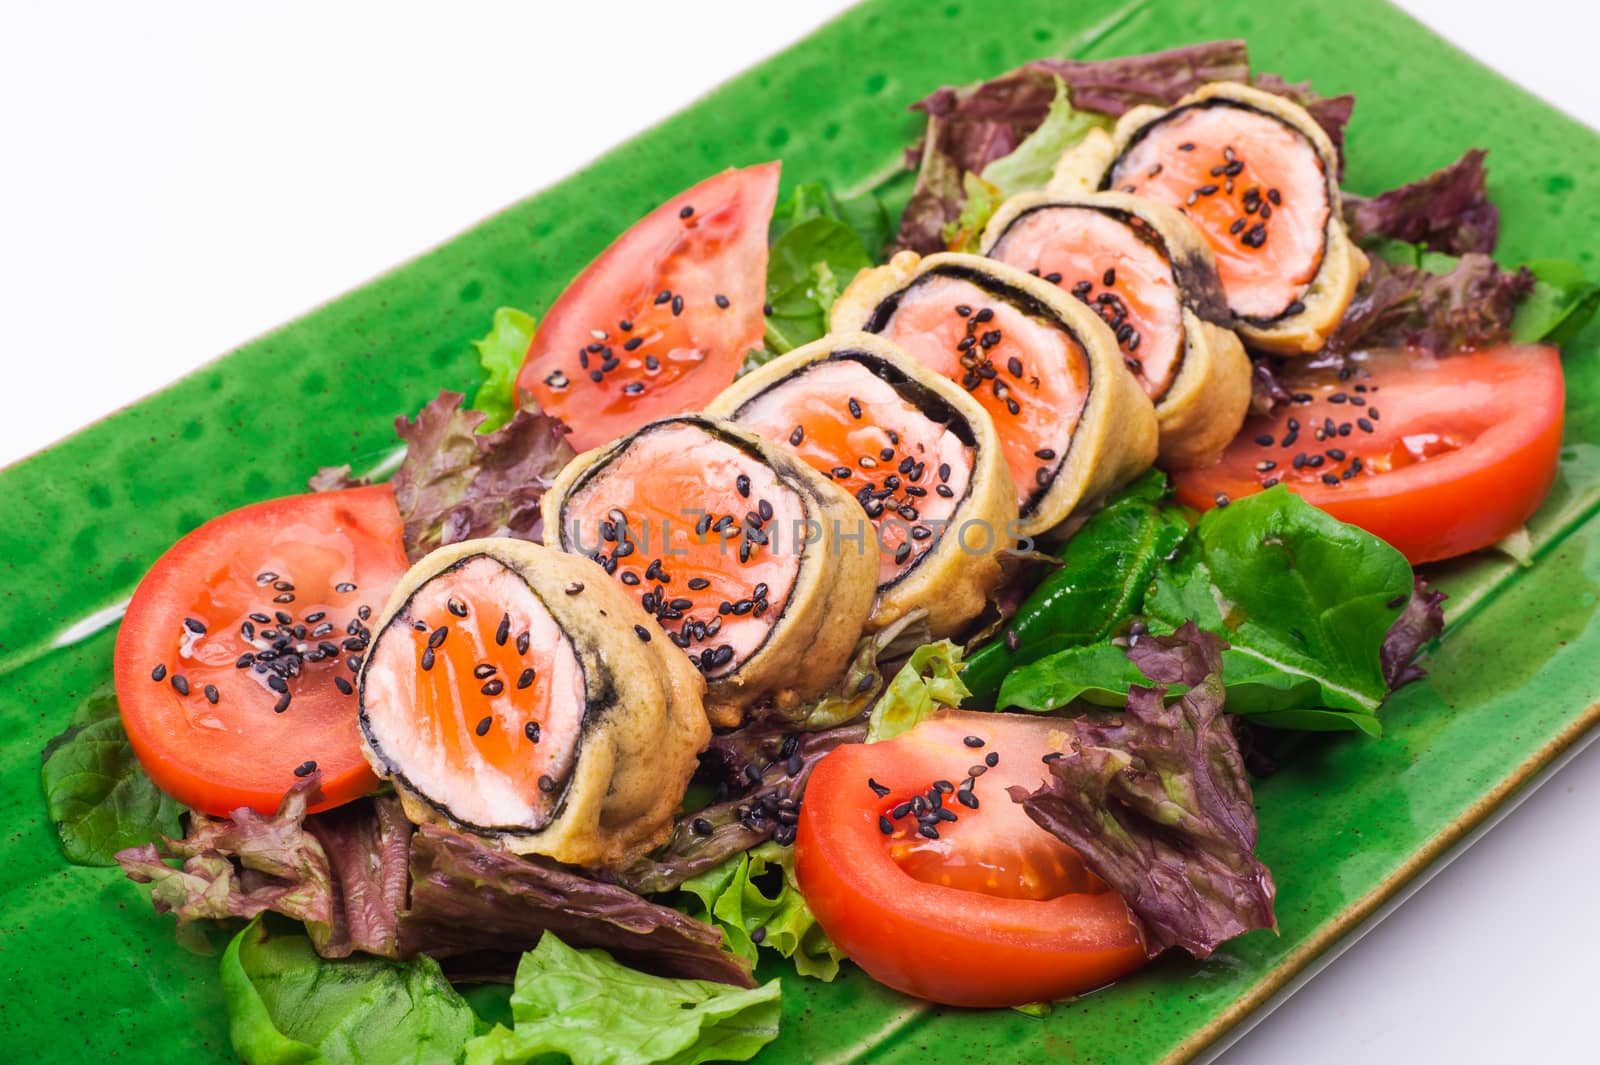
[5,0,1600,1061]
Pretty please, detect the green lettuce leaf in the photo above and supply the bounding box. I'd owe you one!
[1143,487,1412,717]
[962,472,1188,705]
[470,307,537,432]
[763,218,874,355]
[992,487,1415,735]
[758,181,888,357]
[1513,259,1600,346]
[939,171,1005,254]
[865,639,970,743]
[980,78,1109,198]
[221,917,477,1065]
[40,685,183,866]
[770,181,890,259]
[463,934,782,1065]
[675,842,843,981]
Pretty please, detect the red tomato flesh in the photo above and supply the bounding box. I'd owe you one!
[113,486,410,816]
[1173,345,1564,564]
[795,710,1145,1007]
[518,163,780,452]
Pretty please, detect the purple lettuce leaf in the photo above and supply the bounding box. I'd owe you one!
[115,775,410,959]
[311,391,575,562]
[1381,576,1447,690]
[397,824,754,988]
[1326,253,1533,354]
[388,391,575,562]
[1345,149,1498,255]
[1009,623,1277,958]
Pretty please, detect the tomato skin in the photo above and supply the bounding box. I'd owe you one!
[1173,346,1565,564]
[795,712,1146,1008]
[113,486,410,816]
[518,163,780,452]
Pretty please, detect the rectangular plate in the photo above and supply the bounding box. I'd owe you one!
[4,0,1599,1060]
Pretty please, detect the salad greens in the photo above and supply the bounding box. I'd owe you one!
[40,685,182,866]
[470,307,538,432]
[939,78,1109,251]
[313,391,576,561]
[961,471,1187,702]
[222,917,479,1065]
[401,824,754,987]
[675,841,844,981]
[973,478,1433,736]
[463,935,782,1065]
[1344,148,1498,255]
[1013,624,1278,958]
[117,774,412,960]
[863,639,971,743]
[761,181,889,356]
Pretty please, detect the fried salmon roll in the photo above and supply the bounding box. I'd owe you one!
[705,332,1017,637]
[1065,82,1367,354]
[358,539,707,869]
[543,414,876,728]
[831,252,1157,538]
[981,190,1252,468]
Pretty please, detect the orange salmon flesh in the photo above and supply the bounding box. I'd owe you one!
[869,273,1089,516]
[731,356,975,586]
[362,555,586,832]
[988,206,1185,402]
[1109,103,1328,321]
[560,422,803,677]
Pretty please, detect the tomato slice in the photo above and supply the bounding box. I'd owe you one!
[795,711,1145,1007]
[517,163,780,452]
[113,486,411,816]
[1173,345,1565,564]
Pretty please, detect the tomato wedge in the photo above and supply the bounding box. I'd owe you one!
[795,711,1145,1007]
[517,163,780,452]
[1174,345,1565,564]
[113,486,410,816]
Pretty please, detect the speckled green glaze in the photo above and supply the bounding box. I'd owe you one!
[3,1,1599,1061]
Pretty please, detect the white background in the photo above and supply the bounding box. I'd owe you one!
[2,2,1596,1061]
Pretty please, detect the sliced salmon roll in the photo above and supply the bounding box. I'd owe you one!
[981,190,1252,469]
[831,252,1157,538]
[543,414,876,728]
[358,539,707,869]
[1064,82,1367,354]
[704,332,1017,637]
